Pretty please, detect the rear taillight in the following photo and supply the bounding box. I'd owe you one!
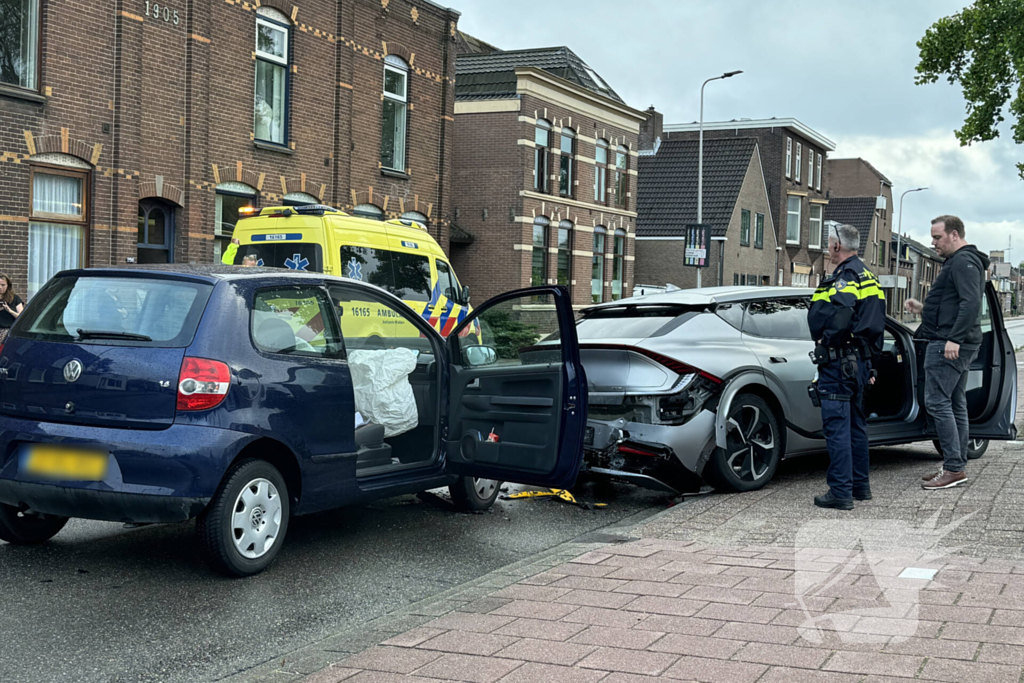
[581,344,723,384]
[177,357,230,411]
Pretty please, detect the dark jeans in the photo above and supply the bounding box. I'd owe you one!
[819,359,870,500]
[923,340,980,473]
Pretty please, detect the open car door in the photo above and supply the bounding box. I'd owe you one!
[918,281,1017,440]
[444,286,587,489]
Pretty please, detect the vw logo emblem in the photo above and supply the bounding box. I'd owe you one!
[63,359,83,383]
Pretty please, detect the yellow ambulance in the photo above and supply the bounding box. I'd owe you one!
[224,204,475,342]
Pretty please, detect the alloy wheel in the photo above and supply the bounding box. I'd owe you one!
[725,404,776,482]
[231,478,282,559]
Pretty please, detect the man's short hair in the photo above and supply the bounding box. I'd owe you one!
[932,214,965,238]
[829,223,861,252]
[242,255,258,265]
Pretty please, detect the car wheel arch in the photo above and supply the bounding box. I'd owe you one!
[226,438,302,511]
[714,374,787,454]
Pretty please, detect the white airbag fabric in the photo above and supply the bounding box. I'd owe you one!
[348,349,419,437]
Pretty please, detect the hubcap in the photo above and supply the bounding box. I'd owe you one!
[231,478,282,559]
[970,439,984,451]
[725,404,776,482]
[472,478,498,500]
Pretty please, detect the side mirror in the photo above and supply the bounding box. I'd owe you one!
[463,344,497,367]
[460,285,471,306]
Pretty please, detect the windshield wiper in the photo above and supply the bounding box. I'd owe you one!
[75,329,153,342]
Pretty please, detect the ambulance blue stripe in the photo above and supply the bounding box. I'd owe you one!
[421,282,441,321]
[438,300,456,331]
[456,308,468,325]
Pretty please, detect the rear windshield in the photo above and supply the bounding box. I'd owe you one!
[576,305,702,340]
[339,245,432,302]
[235,242,323,273]
[16,276,213,347]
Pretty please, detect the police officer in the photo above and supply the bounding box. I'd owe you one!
[808,222,886,510]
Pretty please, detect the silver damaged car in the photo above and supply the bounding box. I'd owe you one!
[580,286,1017,493]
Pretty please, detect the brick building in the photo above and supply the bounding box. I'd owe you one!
[634,136,778,289]
[0,0,460,298]
[662,118,835,288]
[449,45,646,307]
[825,158,894,274]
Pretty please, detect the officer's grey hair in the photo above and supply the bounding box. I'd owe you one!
[829,223,861,252]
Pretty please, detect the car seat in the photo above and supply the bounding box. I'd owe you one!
[255,317,296,353]
[355,422,393,469]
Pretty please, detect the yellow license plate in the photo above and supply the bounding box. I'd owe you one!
[23,446,109,481]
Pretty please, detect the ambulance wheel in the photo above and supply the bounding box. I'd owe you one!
[932,438,988,460]
[704,394,781,492]
[0,505,68,545]
[366,336,385,349]
[450,477,501,512]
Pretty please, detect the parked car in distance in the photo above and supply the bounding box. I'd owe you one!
[0,267,587,576]
[580,285,1017,494]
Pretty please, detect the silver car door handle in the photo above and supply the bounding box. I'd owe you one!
[770,357,787,363]
[466,378,481,390]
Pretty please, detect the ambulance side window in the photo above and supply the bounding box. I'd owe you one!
[436,261,458,301]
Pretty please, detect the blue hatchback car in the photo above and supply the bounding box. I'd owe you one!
[0,266,587,576]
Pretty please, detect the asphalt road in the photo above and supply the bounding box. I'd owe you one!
[0,479,671,683]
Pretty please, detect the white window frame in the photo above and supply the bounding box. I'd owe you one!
[381,55,409,171]
[786,195,802,245]
[816,154,822,191]
[795,143,802,183]
[254,12,289,145]
[808,204,822,250]
[785,137,792,178]
[792,272,809,288]
[808,155,814,190]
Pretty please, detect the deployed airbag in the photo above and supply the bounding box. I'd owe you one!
[348,348,419,437]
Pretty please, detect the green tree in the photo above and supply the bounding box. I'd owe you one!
[915,0,1024,180]
[480,309,540,361]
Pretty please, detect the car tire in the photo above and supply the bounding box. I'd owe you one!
[0,505,69,545]
[449,477,501,512]
[196,459,290,577]
[932,438,989,461]
[704,394,782,493]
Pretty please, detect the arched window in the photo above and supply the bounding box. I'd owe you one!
[400,211,428,228]
[254,7,289,145]
[531,216,549,287]
[591,226,607,303]
[614,144,628,208]
[137,199,176,264]
[215,182,257,260]
[534,119,551,193]
[381,55,409,171]
[559,128,576,198]
[594,139,608,202]
[353,203,384,220]
[557,220,573,286]
[283,192,320,206]
[611,228,626,300]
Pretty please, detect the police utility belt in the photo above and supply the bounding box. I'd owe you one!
[806,344,876,408]
[809,344,867,366]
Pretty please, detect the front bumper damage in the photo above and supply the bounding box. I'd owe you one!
[582,410,718,494]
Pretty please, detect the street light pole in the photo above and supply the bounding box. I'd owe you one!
[895,186,928,319]
[698,70,742,289]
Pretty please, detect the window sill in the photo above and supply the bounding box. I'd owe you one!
[785,241,802,247]
[381,168,410,180]
[0,84,46,104]
[254,140,294,155]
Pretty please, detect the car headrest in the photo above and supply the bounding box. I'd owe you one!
[255,317,296,353]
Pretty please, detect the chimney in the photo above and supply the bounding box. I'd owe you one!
[639,106,663,153]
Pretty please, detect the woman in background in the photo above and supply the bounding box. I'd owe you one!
[0,273,25,343]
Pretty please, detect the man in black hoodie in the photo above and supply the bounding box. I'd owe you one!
[904,215,989,490]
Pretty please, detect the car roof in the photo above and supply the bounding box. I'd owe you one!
[583,285,814,312]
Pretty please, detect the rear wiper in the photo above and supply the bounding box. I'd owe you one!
[75,329,153,342]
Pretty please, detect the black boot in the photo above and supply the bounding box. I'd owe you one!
[853,487,872,501]
[814,491,854,510]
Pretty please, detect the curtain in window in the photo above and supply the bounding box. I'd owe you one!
[28,222,82,298]
[254,60,286,143]
[33,173,82,217]
[591,230,605,303]
[594,141,607,201]
[611,231,625,300]
[1,0,38,89]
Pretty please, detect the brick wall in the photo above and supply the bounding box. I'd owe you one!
[825,158,894,276]
[0,0,458,295]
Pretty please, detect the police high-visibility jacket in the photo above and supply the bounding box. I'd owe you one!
[808,254,886,354]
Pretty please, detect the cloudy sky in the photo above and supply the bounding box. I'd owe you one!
[455,0,1022,261]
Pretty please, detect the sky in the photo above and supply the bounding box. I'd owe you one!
[453,0,1023,262]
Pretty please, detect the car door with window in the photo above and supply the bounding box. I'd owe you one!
[740,298,822,439]
[443,286,587,489]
